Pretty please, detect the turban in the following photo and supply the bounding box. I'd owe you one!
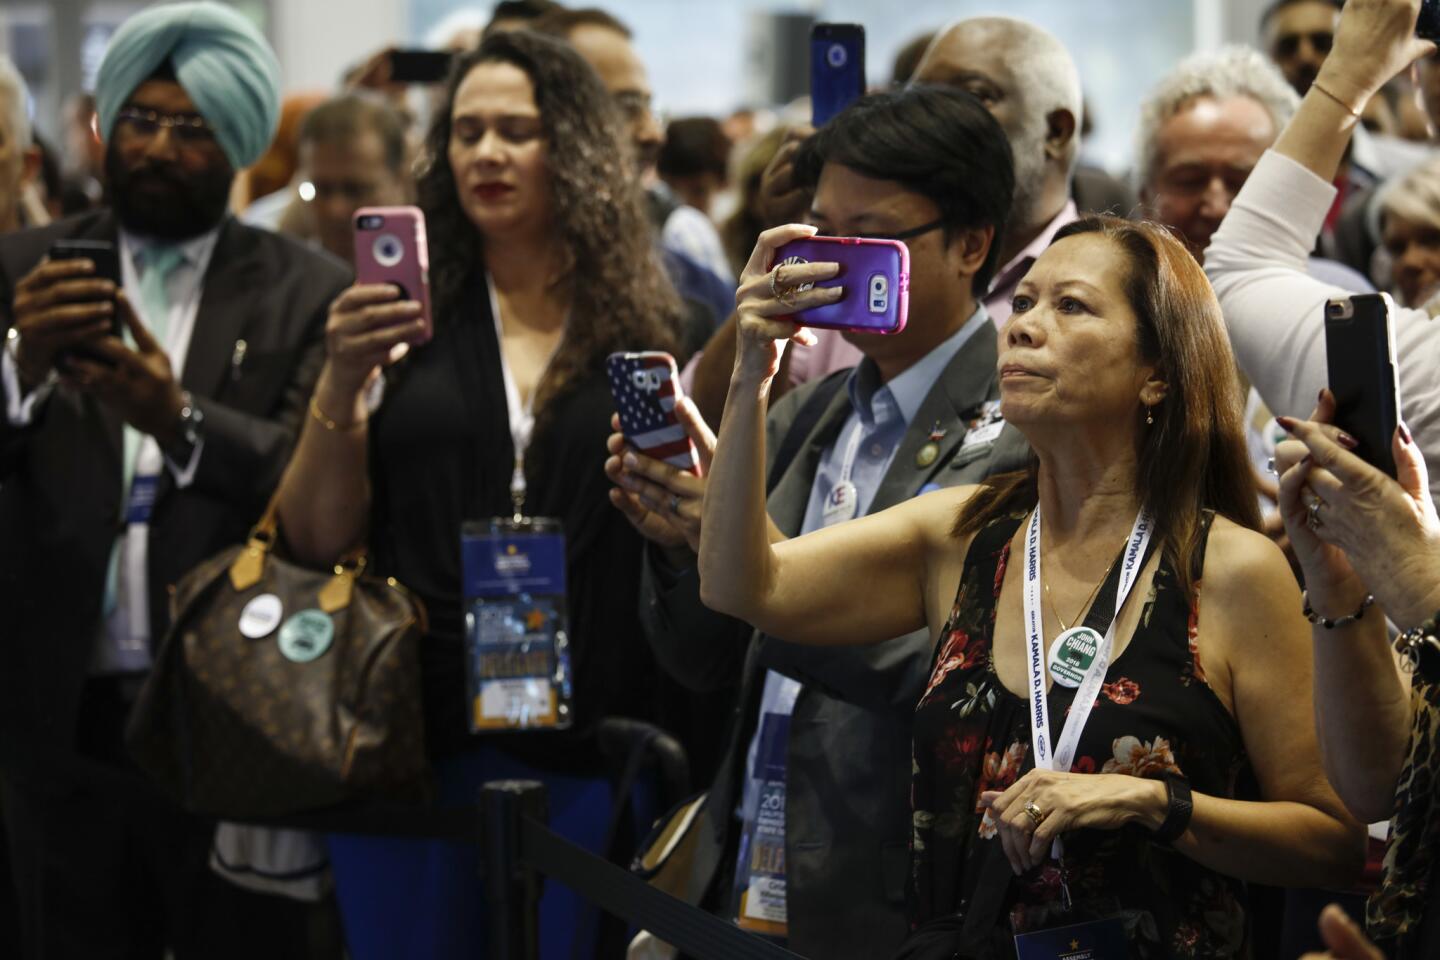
[95,1,281,171]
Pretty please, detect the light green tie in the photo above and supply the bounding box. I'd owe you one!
[102,244,186,619]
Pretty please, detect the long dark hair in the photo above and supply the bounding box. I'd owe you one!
[954,216,1260,599]
[416,30,681,423]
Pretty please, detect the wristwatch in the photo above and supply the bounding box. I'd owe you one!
[164,390,205,460]
[1151,774,1193,845]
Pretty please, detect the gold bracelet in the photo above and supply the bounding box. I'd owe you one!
[309,395,363,432]
[1310,79,1363,120]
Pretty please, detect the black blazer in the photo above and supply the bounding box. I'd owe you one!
[366,274,658,763]
[0,210,350,767]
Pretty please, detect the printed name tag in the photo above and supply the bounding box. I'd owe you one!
[461,520,574,732]
[1014,916,1127,959]
[962,400,1005,448]
[125,475,160,525]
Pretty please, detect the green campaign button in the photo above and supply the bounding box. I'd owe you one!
[277,609,334,663]
[1048,626,1101,688]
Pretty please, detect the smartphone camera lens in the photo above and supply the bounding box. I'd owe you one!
[868,274,888,314]
[373,234,405,267]
[826,43,848,68]
[357,215,384,231]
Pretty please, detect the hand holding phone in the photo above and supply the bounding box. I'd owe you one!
[1325,293,1403,477]
[8,240,124,379]
[353,206,433,344]
[770,235,909,335]
[606,352,700,474]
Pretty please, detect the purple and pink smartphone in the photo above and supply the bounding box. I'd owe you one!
[771,236,909,335]
[353,205,433,344]
[606,351,700,475]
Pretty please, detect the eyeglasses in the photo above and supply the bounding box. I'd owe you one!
[850,218,946,243]
[114,107,217,147]
[1273,30,1333,59]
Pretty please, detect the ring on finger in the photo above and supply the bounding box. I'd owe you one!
[1306,496,1325,531]
[1265,456,1277,476]
[1023,800,1046,828]
[669,494,681,514]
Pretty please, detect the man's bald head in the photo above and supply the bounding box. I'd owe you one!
[913,16,1081,238]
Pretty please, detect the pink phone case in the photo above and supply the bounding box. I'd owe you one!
[606,351,699,474]
[771,235,910,335]
[353,205,433,343]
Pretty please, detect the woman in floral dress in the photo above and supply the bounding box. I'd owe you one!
[699,214,1363,957]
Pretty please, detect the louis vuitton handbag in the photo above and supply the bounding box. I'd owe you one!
[126,499,430,819]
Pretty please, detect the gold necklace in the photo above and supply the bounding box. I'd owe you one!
[1044,552,1120,632]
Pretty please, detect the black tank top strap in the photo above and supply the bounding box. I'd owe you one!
[962,510,1028,571]
[1189,508,1218,582]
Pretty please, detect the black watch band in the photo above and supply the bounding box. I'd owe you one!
[1151,774,1193,845]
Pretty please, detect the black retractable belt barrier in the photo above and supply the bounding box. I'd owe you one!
[482,781,546,960]
[479,779,804,960]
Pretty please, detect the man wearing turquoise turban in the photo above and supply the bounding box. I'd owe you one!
[0,4,350,957]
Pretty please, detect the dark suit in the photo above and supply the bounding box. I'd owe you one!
[641,321,1030,959]
[0,210,350,959]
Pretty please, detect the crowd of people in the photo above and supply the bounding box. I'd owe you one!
[4,0,1440,957]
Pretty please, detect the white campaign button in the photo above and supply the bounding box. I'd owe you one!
[238,593,284,639]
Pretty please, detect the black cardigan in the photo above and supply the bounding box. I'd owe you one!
[367,274,656,765]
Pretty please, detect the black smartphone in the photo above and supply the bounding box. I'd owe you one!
[1419,0,1440,41]
[1325,293,1403,477]
[810,23,865,127]
[49,239,121,337]
[389,49,454,84]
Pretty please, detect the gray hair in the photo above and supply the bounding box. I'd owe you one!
[943,16,1084,173]
[1135,45,1297,190]
[1381,154,1440,232]
[0,55,31,151]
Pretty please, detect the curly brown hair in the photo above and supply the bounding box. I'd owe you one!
[416,30,682,426]
[953,216,1260,600]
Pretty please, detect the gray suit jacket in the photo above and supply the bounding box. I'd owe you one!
[640,321,1030,959]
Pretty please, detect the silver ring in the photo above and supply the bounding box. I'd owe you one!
[669,494,681,514]
[1265,456,1277,476]
[769,266,797,306]
[1306,496,1325,531]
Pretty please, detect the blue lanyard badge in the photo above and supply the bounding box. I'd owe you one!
[1014,916,1127,959]
[461,518,574,732]
[125,475,160,525]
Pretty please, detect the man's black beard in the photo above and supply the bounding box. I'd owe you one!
[104,143,233,241]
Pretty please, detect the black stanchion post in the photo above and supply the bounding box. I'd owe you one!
[481,779,547,960]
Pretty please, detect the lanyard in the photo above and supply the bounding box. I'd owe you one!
[1022,505,1154,774]
[488,274,558,520]
[838,421,863,487]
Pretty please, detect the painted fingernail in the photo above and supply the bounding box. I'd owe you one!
[1276,416,1297,432]
[1400,421,1414,445]
[1336,431,1358,450]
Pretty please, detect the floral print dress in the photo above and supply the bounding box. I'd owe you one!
[909,512,1250,959]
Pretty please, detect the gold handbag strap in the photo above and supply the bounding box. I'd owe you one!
[227,494,368,614]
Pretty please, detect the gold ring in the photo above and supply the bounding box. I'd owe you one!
[1023,800,1046,827]
[769,266,798,306]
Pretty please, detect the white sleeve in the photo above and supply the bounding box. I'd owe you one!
[1207,149,1440,504]
[1,344,56,426]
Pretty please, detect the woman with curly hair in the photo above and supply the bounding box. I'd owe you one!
[276,30,684,958]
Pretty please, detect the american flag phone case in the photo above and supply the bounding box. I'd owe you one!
[606,351,700,474]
